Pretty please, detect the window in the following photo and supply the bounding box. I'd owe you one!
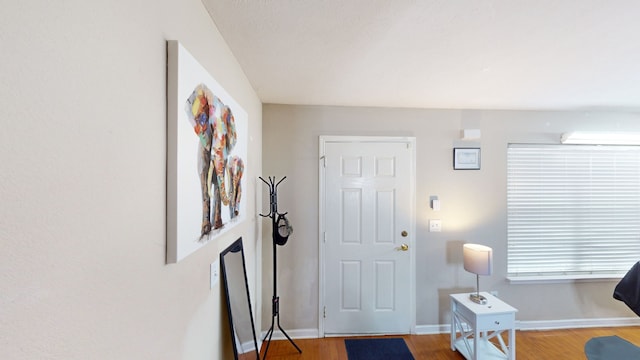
[507,144,640,280]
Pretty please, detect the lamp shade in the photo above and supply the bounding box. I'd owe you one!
[463,244,493,276]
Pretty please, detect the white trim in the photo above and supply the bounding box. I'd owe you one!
[318,136,417,336]
[260,328,319,341]
[415,324,451,335]
[508,275,622,284]
[318,137,326,336]
[272,318,640,340]
[561,131,640,145]
[409,138,417,335]
[516,317,640,331]
[415,317,640,335]
[240,340,257,353]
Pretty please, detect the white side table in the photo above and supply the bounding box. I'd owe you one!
[450,292,518,360]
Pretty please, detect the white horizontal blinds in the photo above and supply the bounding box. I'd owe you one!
[507,144,640,278]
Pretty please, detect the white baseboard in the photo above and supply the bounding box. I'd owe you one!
[516,317,640,331]
[414,317,640,335]
[271,317,640,339]
[414,324,450,334]
[259,328,319,341]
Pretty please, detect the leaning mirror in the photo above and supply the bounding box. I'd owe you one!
[220,237,260,360]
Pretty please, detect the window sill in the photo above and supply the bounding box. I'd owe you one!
[507,274,623,284]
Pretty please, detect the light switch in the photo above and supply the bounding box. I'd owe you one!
[429,219,442,232]
[210,260,219,289]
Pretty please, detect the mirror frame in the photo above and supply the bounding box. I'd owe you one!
[220,237,260,360]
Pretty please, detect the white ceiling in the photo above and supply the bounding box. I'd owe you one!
[204,0,640,110]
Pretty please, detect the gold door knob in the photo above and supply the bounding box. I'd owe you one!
[401,231,408,237]
[397,243,409,251]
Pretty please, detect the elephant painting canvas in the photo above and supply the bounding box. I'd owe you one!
[167,40,248,263]
[185,84,244,238]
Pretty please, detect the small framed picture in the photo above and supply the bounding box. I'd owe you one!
[453,148,481,170]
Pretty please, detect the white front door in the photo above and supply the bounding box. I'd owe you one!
[320,136,415,335]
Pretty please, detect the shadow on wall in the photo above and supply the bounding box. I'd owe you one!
[438,287,476,325]
[446,240,466,266]
[439,240,475,324]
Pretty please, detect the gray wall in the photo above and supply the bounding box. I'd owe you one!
[262,104,640,332]
[0,1,262,359]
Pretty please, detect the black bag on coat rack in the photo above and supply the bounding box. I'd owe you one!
[274,213,292,246]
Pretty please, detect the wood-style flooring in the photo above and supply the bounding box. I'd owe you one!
[259,326,640,359]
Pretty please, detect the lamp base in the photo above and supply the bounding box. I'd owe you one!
[469,293,487,305]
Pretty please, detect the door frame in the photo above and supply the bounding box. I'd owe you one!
[318,135,416,336]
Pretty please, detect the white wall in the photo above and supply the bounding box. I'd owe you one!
[0,1,262,359]
[262,104,640,332]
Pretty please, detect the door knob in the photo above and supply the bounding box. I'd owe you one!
[397,243,409,251]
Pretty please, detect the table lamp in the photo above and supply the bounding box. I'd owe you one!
[463,243,493,305]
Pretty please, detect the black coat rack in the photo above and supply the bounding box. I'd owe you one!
[259,176,301,358]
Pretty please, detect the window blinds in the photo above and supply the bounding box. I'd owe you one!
[507,144,640,279]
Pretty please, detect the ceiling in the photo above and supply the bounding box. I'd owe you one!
[204,0,640,110]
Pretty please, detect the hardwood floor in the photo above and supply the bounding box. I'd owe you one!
[259,326,640,359]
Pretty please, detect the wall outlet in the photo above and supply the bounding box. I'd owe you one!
[210,260,219,289]
[429,219,442,232]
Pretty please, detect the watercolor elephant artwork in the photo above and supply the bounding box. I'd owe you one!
[185,84,244,238]
[167,40,248,263]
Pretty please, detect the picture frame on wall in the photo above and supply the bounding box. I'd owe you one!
[166,40,248,264]
[453,148,481,170]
